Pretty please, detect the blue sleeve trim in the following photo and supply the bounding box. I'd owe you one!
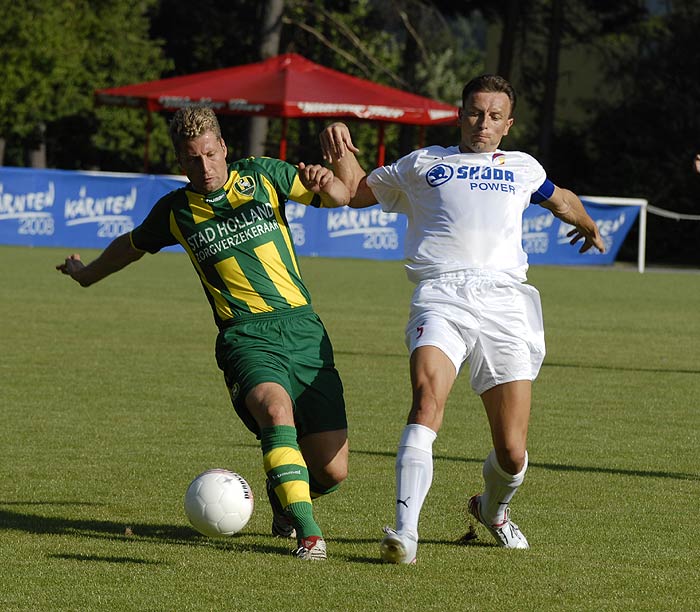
[530,178,555,204]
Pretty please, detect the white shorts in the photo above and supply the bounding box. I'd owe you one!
[405,271,546,395]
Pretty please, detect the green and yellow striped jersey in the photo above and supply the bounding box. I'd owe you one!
[131,157,323,328]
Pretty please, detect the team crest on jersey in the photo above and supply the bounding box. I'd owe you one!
[492,153,505,165]
[233,176,256,196]
[426,163,454,187]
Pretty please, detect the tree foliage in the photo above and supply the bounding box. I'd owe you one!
[0,0,91,153]
[149,0,262,75]
[274,0,482,166]
[561,4,700,264]
[0,0,172,169]
[2,0,698,263]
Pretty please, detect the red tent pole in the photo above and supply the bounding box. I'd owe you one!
[418,125,426,148]
[279,117,288,160]
[377,123,386,167]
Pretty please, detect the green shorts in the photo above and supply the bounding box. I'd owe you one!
[215,305,347,439]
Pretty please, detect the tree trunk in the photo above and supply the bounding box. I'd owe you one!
[497,0,521,79]
[0,138,5,166]
[398,15,419,158]
[537,0,564,167]
[28,123,47,168]
[248,0,284,158]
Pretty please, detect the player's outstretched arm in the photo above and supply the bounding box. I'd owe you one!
[320,122,377,209]
[297,162,350,208]
[540,186,605,253]
[56,233,145,287]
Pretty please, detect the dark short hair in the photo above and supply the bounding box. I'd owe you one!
[461,75,516,116]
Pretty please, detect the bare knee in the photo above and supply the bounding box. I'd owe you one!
[245,383,294,428]
[408,347,454,431]
[314,460,348,488]
[299,431,348,489]
[408,391,445,431]
[494,445,527,475]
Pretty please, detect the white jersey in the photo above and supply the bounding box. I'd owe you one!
[366,145,547,283]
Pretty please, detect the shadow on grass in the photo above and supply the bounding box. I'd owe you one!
[0,504,295,557]
[351,449,700,481]
[340,530,493,564]
[0,503,499,565]
[345,556,386,564]
[0,501,106,506]
[336,349,700,375]
[0,504,194,542]
[48,553,163,565]
[544,360,700,375]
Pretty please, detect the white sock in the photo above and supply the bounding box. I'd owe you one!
[394,423,437,540]
[480,449,528,525]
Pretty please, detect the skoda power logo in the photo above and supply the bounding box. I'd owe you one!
[426,164,453,187]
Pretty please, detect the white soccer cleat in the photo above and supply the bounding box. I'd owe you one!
[468,494,529,549]
[293,536,327,560]
[380,526,418,564]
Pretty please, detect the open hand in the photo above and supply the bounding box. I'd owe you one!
[320,122,360,163]
[566,227,605,254]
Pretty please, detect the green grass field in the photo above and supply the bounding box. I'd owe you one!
[1,245,699,611]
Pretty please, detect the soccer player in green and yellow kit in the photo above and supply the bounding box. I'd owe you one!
[57,106,351,560]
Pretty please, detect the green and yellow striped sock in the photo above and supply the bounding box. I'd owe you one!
[261,425,322,539]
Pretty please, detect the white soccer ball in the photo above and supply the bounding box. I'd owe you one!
[184,468,254,537]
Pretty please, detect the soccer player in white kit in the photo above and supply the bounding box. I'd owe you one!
[321,74,605,563]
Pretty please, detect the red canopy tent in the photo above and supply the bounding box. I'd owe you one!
[95,53,459,169]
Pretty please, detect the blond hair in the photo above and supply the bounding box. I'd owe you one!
[169,106,222,151]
